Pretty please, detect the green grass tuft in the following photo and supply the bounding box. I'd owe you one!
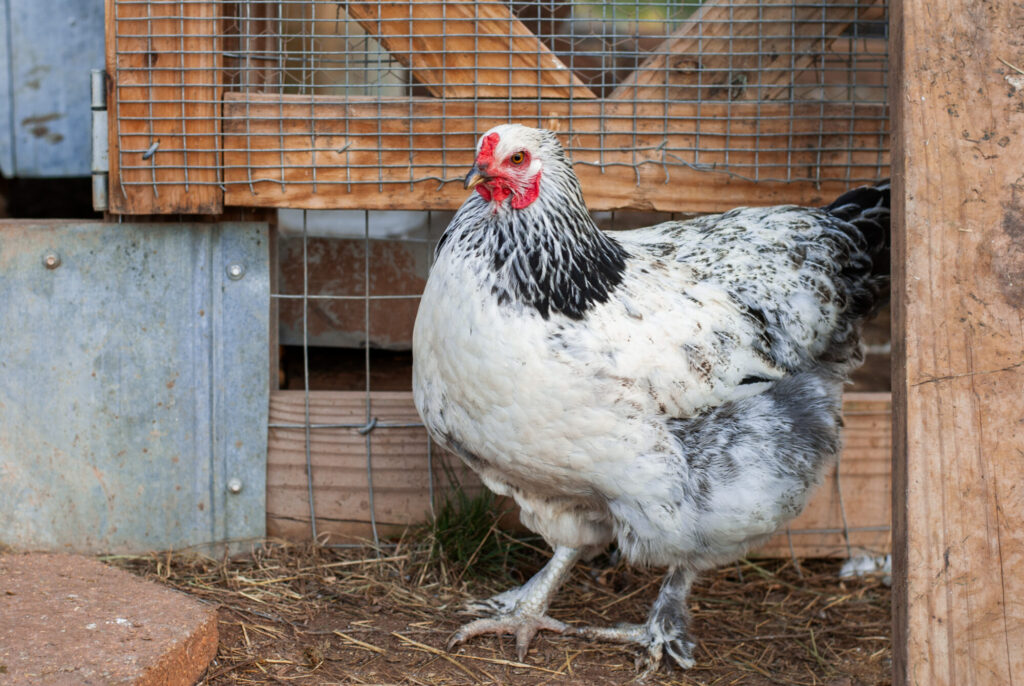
[426,482,533,585]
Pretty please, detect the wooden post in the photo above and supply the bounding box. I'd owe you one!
[891,0,1024,683]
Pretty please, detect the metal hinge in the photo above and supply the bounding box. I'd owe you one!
[90,69,109,212]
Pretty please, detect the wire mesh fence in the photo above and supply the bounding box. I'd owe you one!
[109,0,890,213]
[108,0,893,558]
[266,207,893,559]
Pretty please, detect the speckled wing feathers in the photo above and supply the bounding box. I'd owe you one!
[619,198,889,385]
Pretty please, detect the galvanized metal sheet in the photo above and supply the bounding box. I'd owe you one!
[1,0,104,177]
[0,1,13,177]
[0,221,269,553]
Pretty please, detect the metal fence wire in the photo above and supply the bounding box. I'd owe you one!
[110,0,892,558]
[267,207,891,558]
[111,0,889,200]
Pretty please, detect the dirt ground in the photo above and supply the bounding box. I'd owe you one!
[108,539,891,686]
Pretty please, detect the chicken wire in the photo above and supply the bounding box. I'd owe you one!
[109,0,891,557]
[268,207,890,561]
[110,0,889,199]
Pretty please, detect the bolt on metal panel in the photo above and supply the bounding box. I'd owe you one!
[0,220,270,554]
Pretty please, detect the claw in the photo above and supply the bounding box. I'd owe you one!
[664,638,696,670]
[636,644,660,676]
[635,639,694,674]
[459,588,522,617]
[515,624,536,661]
[447,614,568,660]
[572,622,695,672]
[448,547,582,660]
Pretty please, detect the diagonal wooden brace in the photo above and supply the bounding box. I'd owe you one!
[344,0,596,99]
[609,0,884,102]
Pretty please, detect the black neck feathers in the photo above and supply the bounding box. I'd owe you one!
[442,191,629,320]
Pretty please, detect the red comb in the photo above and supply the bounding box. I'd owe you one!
[477,132,500,165]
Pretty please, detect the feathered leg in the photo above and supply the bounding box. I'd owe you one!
[573,566,697,672]
[448,545,581,661]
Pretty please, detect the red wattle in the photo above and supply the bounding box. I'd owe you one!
[490,185,512,206]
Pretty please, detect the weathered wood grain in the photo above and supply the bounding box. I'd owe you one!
[609,0,884,103]
[344,0,595,99]
[266,391,481,542]
[891,0,1024,683]
[798,36,888,103]
[106,0,222,214]
[268,390,892,557]
[222,93,888,212]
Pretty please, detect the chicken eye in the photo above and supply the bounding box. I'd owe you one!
[509,152,526,165]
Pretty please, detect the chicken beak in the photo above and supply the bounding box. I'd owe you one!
[464,164,488,190]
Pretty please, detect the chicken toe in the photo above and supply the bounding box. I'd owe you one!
[447,545,581,659]
[572,621,696,671]
[448,613,569,661]
[459,584,527,616]
[572,566,697,671]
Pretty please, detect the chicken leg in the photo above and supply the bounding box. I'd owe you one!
[447,545,582,661]
[572,566,697,672]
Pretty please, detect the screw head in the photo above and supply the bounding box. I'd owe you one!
[43,252,61,269]
[226,263,245,280]
[227,478,243,494]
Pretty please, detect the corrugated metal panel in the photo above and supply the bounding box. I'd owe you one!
[0,221,270,553]
[0,0,104,177]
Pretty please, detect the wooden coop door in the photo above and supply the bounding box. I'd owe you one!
[106,0,889,215]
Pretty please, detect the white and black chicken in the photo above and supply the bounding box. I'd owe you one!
[412,124,889,671]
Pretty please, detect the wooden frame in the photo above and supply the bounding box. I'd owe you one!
[609,0,885,102]
[106,0,222,214]
[106,0,889,214]
[343,0,596,99]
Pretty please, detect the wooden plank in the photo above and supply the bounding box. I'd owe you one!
[799,36,888,103]
[891,0,1024,683]
[222,93,889,212]
[106,0,222,214]
[267,391,482,542]
[609,0,883,103]
[268,390,891,557]
[344,0,595,99]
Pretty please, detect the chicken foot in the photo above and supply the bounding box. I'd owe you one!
[572,566,697,672]
[447,545,582,661]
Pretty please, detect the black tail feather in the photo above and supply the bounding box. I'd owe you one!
[825,180,891,281]
[824,181,891,330]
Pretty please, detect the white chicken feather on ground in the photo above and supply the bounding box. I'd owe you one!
[412,124,890,672]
